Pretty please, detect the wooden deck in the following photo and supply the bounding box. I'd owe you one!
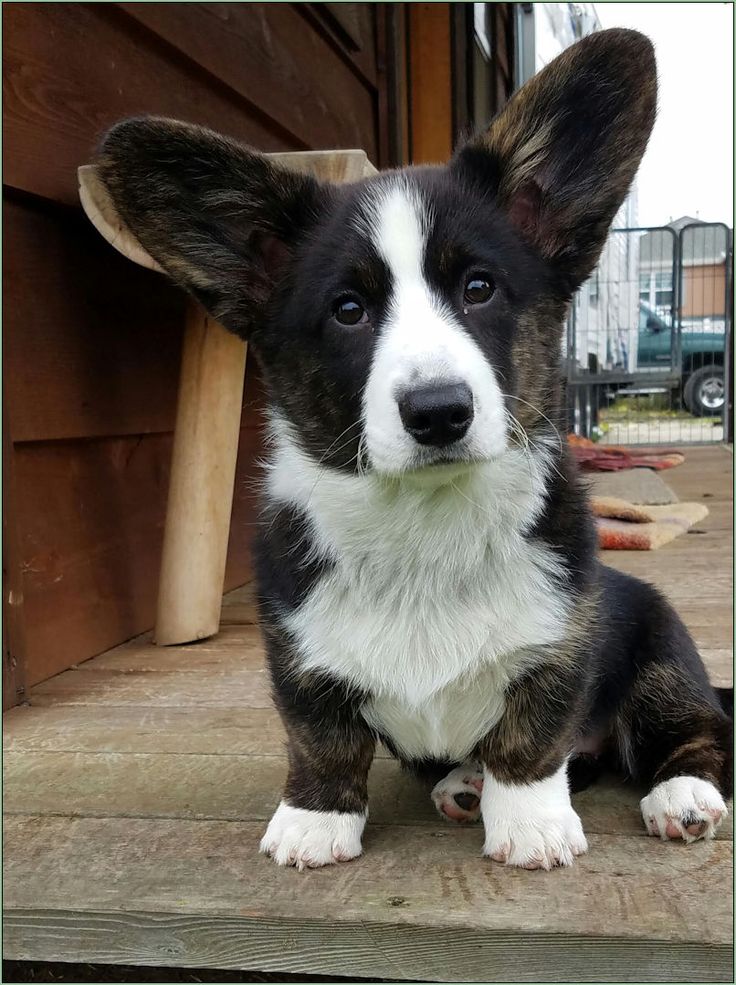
[3,445,733,982]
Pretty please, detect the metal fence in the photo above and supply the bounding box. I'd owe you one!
[566,222,732,445]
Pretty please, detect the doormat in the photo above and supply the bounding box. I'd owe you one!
[592,496,708,550]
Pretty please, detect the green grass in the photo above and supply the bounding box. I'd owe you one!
[600,394,719,424]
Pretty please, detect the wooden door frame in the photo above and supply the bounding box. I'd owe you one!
[405,2,515,166]
[407,2,453,164]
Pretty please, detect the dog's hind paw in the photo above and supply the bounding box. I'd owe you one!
[431,763,484,823]
[641,776,728,843]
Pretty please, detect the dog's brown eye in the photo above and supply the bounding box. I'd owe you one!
[464,277,494,305]
[334,298,367,326]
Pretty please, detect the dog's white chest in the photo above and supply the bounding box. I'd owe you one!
[286,532,567,759]
[272,443,570,761]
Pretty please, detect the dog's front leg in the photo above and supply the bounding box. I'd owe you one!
[260,703,375,870]
[478,661,588,870]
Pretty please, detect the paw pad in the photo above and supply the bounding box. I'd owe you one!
[431,764,484,824]
[641,776,727,844]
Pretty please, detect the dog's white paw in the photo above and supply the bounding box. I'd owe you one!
[481,764,588,869]
[260,801,366,870]
[641,776,727,843]
[483,805,588,869]
[431,763,484,823]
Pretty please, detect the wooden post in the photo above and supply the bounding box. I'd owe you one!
[154,304,247,644]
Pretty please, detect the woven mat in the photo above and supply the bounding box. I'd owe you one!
[592,496,708,550]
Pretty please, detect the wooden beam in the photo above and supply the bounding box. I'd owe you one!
[408,3,453,164]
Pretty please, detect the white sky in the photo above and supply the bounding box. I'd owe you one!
[594,2,733,227]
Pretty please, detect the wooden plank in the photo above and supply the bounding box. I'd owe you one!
[4,910,731,984]
[267,149,377,182]
[2,3,293,209]
[3,816,732,982]
[1,703,397,759]
[28,668,270,709]
[5,815,733,943]
[119,3,377,156]
[3,747,732,840]
[0,751,427,824]
[323,3,371,52]
[75,626,265,670]
[219,603,258,626]
[5,702,734,839]
[14,427,260,688]
[2,705,286,757]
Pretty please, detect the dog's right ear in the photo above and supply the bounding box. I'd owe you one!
[454,29,656,292]
[95,117,325,338]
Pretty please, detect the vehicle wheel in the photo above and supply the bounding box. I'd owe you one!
[683,365,725,417]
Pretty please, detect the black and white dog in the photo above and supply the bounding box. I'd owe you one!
[98,29,731,870]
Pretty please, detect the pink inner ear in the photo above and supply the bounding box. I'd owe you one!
[507,180,543,243]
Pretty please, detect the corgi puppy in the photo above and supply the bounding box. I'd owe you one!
[97,28,731,871]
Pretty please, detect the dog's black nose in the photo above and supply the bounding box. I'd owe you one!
[398,383,474,447]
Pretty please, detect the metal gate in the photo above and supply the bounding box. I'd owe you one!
[566,222,732,445]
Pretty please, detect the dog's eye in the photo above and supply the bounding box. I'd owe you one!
[463,277,494,306]
[333,297,368,326]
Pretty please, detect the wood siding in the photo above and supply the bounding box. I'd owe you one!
[681,263,728,318]
[3,3,392,691]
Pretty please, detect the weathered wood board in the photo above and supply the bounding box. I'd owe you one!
[3,816,733,981]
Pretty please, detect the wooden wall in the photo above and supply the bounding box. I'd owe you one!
[3,2,394,697]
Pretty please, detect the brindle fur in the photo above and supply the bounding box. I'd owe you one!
[95,29,731,831]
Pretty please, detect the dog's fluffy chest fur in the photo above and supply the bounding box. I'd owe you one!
[267,429,571,760]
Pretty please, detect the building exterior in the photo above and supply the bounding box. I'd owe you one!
[640,217,730,332]
[515,4,641,374]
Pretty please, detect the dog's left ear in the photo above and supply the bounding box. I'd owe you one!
[94,117,326,338]
[454,29,656,290]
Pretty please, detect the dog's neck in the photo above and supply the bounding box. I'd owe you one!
[263,414,557,576]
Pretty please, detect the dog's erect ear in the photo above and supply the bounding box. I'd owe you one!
[96,117,325,337]
[454,29,656,289]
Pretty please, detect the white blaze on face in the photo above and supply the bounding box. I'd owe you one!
[360,179,508,475]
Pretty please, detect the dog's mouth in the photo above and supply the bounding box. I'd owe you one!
[393,450,485,488]
[404,460,477,488]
